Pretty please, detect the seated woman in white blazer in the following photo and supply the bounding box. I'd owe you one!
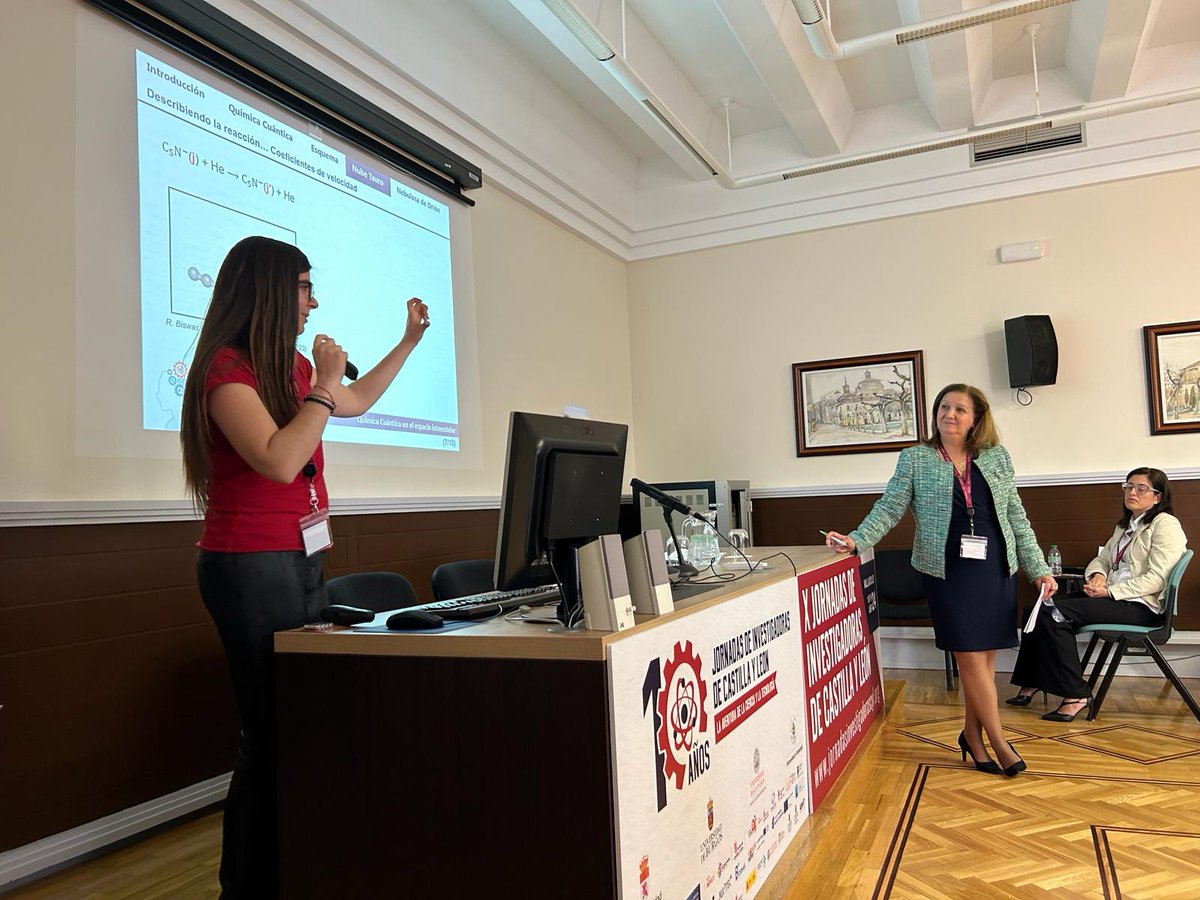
[1008,467,1188,722]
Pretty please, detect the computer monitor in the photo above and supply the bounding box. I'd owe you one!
[494,411,629,627]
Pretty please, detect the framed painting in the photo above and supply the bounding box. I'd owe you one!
[792,350,927,456]
[1143,320,1200,435]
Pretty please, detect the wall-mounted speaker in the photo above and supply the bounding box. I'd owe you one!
[1004,315,1058,388]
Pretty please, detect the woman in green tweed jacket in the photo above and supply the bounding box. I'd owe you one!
[825,384,1056,778]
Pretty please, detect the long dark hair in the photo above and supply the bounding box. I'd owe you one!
[180,236,311,510]
[1119,467,1173,528]
[920,383,1000,455]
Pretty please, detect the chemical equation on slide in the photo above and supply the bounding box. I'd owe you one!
[159,143,296,204]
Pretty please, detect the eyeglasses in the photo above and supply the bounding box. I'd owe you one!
[1120,482,1159,496]
[298,281,315,296]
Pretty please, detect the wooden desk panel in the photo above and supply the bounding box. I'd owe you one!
[275,652,615,898]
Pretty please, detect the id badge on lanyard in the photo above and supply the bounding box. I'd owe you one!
[299,460,332,556]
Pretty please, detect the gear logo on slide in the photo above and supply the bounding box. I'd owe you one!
[157,360,191,427]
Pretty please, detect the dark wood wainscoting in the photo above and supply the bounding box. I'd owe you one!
[753,478,1200,630]
[0,508,498,853]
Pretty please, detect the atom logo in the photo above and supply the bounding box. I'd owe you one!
[656,640,708,790]
[669,679,698,750]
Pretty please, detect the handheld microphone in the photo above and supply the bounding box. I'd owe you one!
[344,360,359,381]
[630,478,700,519]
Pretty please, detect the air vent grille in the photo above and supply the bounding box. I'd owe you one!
[781,121,1055,180]
[895,0,1076,45]
[971,123,1084,164]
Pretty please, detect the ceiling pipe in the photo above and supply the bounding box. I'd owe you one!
[534,0,724,179]
[532,0,1200,190]
[790,0,1077,61]
[733,85,1200,187]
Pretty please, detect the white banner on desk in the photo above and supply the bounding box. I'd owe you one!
[608,578,810,900]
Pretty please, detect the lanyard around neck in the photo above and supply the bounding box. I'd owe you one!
[937,443,975,533]
[1113,527,1136,568]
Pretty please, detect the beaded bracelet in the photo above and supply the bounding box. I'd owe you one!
[304,394,335,413]
[309,384,335,404]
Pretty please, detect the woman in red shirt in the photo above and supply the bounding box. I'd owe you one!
[180,236,429,897]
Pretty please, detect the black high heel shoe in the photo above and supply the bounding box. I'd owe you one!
[1005,689,1046,707]
[999,742,1027,778]
[957,731,1001,774]
[1041,697,1091,722]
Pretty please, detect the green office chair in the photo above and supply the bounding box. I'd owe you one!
[1077,549,1197,722]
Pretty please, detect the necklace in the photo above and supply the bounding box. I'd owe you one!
[938,443,969,474]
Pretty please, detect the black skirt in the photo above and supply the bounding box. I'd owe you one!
[922,464,1018,652]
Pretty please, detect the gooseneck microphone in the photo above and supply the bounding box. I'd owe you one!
[630,478,702,520]
[631,478,700,579]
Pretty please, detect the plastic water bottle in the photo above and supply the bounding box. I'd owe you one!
[1045,545,1065,623]
[1046,601,1067,624]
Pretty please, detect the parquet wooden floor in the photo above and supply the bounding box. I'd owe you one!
[781,669,1200,900]
[7,669,1199,899]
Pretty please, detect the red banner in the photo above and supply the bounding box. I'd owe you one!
[713,671,777,743]
[797,554,884,810]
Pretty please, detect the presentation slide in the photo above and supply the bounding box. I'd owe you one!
[135,50,460,452]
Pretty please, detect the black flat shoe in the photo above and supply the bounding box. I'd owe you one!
[999,742,1027,778]
[1005,689,1046,707]
[1042,697,1091,722]
[957,731,1001,774]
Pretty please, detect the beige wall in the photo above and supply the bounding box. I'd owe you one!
[627,171,1200,488]
[0,1,634,503]
[1,1,78,499]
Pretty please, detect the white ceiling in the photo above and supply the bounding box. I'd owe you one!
[465,0,1200,186]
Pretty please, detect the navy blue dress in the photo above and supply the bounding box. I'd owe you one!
[922,463,1018,652]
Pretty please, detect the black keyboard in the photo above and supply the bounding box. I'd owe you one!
[412,585,561,621]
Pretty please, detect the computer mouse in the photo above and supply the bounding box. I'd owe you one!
[320,604,376,625]
[385,609,445,630]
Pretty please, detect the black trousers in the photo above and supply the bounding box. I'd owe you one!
[197,549,327,899]
[1010,592,1162,698]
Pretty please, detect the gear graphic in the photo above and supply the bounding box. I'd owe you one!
[656,640,709,790]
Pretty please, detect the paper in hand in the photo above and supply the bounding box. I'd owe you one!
[1022,581,1053,634]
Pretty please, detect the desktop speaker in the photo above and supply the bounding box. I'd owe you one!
[623,530,674,616]
[1004,315,1058,388]
[579,534,636,632]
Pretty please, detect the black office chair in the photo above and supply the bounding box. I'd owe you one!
[325,571,420,613]
[874,548,958,690]
[431,559,495,603]
[1077,549,1197,721]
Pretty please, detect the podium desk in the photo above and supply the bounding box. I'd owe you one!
[274,546,868,899]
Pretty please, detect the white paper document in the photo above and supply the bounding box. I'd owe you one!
[1022,582,1054,634]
